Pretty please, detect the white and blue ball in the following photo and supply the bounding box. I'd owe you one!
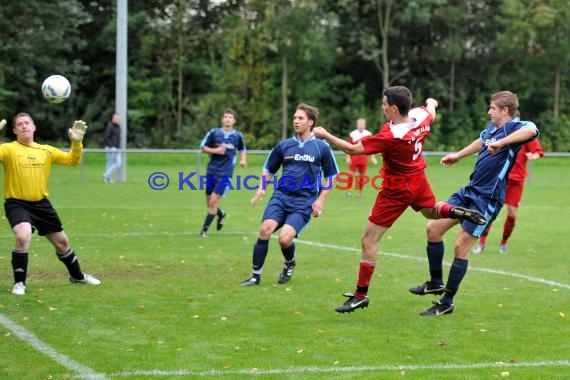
[42,75,71,104]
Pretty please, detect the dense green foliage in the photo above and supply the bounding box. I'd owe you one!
[1,0,569,150]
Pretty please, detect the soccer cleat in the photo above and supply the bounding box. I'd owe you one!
[420,300,454,316]
[277,261,296,284]
[199,230,208,238]
[240,277,259,287]
[499,244,508,254]
[335,293,369,313]
[409,280,445,296]
[70,274,101,285]
[216,211,226,231]
[345,192,352,198]
[450,206,487,225]
[472,243,485,255]
[12,282,26,295]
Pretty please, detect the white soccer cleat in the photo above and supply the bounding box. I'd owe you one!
[472,243,485,255]
[70,273,101,285]
[12,282,26,295]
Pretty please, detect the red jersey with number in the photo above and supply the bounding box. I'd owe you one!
[507,139,544,181]
[361,106,433,178]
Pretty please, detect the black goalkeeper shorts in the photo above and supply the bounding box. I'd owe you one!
[4,198,64,236]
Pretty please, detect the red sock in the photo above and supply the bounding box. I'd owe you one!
[435,202,453,218]
[502,216,515,244]
[354,260,376,297]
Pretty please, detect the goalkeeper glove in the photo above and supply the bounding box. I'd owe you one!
[0,119,6,131]
[68,120,88,142]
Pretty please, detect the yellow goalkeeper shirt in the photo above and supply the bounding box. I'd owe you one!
[0,141,83,201]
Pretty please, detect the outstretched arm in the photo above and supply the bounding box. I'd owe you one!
[313,127,365,155]
[441,139,482,167]
[487,126,538,154]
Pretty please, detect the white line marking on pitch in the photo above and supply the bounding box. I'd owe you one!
[294,239,570,289]
[110,360,570,377]
[0,314,107,380]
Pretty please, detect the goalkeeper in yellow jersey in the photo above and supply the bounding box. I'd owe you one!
[0,113,101,295]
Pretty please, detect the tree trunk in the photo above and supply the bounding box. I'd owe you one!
[553,66,560,119]
[449,59,455,113]
[281,53,289,141]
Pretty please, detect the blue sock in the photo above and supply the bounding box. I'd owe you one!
[252,239,269,280]
[427,241,444,285]
[441,258,468,305]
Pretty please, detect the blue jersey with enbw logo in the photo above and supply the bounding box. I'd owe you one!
[467,119,538,203]
[263,135,339,198]
[200,128,246,177]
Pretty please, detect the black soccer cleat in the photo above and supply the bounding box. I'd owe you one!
[419,300,454,316]
[335,293,369,313]
[277,261,296,284]
[450,206,487,225]
[240,277,259,287]
[409,280,445,296]
[216,211,226,231]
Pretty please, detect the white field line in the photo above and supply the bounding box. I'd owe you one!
[3,233,568,379]
[294,239,570,289]
[109,360,570,377]
[0,314,107,380]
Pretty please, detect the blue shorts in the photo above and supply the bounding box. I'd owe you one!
[447,187,502,238]
[262,193,314,236]
[203,174,232,197]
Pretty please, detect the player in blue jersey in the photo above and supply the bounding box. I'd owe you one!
[240,103,339,286]
[199,109,247,237]
[409,91,539,316]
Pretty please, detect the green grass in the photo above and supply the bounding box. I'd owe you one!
[1,152,569,379]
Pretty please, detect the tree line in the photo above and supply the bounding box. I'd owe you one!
[1,0,568,151]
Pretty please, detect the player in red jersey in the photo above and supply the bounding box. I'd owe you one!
[345,118,377,197]
[313,85,486,313]
[472,136,544,254]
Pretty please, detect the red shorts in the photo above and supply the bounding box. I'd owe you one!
[368,174,436,228]
[504,179,524,207]
[348,156,368,174]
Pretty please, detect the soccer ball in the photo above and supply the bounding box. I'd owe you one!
[41,75,71,104]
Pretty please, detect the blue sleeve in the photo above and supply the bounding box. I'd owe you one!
[200,129,215,148]
[519,120,540,138]
[263,144,283,176]
[238,132,247,151]
[319,141,340,178]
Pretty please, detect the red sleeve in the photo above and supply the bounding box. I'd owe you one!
[361,124,391,155]
[526,139,545,157]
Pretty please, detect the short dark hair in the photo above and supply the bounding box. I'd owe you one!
[13,112,32,128]
[490,91,519,117]
[383,86,412,115]
[296,103,319,130]
[223,108,237,120]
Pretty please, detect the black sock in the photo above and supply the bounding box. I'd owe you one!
[217,208,225,218]
[441,258,468,305]
[426,241,444,285]
[202,213,216,231]
[12,250,28,284]
[281,243,295,263]
[57,249,83,280]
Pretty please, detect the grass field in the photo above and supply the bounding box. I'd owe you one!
[1,151,569,379]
